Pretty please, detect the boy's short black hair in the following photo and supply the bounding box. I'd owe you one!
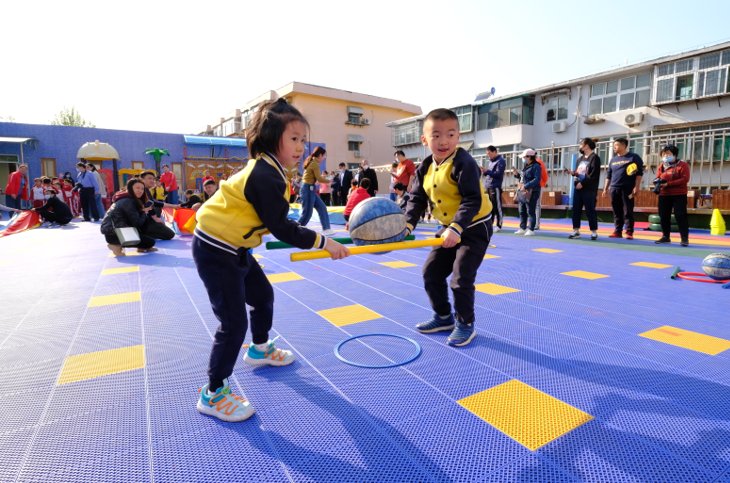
[338,162,346,168]
[486,145,497,153]
[246,98,309,158]
[140,170,156,178]
[203,179,216,187]
[359,178,371,189]
[393,182,407,192]
[614,137,629,147]
[394,150,406,157]
[41,177,52,184]
[76,162,86,168]
[424,108,458,123]
[185,189,194,195]
[350,179,358,186]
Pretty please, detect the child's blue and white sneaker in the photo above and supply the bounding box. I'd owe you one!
[416,313,455,333]
[197,378,255,422]
[447,321,476,347]
[243,337,295,367]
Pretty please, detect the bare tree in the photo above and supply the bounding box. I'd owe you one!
[51,107,95,127]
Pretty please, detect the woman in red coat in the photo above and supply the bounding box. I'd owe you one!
[4,164,29,210]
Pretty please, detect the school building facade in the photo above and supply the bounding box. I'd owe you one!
[388,40,730,209]
[0,123,247,200]
[202,81,422,173]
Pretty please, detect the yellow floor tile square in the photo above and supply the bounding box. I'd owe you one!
[475,282,520,295]
[483,253,500,259]
[561,270,609,280]
[317,304,382,327]
[630,261,672,269]
[101,266,140,275]
[533,248,562,254]
[267,272,304,283]
[639,325,730,355]
[252,253,263,260]
[458,379,593,451]
[88,291,141,307]
[58,345,145,385]
[379,261,417,268]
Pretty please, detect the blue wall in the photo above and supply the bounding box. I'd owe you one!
[0,122,248,189]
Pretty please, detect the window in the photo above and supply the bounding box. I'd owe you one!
[477,96,534,130]
[346,106,365,125]
[545,95,568,122]
[347,141,360,151]
[132,161,144,170]
[455,105,472,133]
[41,158,56,177]
[655,50,730,103]
[589,74,650,114]
[392,121,420,146]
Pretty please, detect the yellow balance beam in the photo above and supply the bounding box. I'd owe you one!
[290,237,444,262]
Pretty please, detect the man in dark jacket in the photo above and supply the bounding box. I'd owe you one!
[482,146,506,231]
[356,160,378,197]
[333,162,352,206]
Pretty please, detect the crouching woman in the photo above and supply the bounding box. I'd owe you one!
[100,178,157,256]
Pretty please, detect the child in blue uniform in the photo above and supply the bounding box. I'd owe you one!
[404,108,493,347]
[194,98,350,422]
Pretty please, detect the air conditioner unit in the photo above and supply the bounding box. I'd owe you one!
[361,118,370,125]
[353,150,362,158]
[583,114,605,125]
[624,112,644,127]
[552,121,567,133]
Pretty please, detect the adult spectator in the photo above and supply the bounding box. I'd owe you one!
[514,149,542,236]
[334,162,352,206]
[482,145,506,231]
[356,159,378,197]
[100,178,157,256]
[298,146,334,235]
[534,156,549,229]
[4,164,29,211]
[393,150,416,192]
[74,162,100,221]
[567,138,601,240]
[654,144,690,246]
[34,188,73,226]
[139,171,176,240]
[602,137,644,239]
[160,164,179,204]
[319,171,332,206]
[86,163,107,218]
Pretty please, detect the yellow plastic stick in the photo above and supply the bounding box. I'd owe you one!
[290,237,444,262]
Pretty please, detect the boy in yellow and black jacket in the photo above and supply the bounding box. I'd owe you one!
[404,108,492,347]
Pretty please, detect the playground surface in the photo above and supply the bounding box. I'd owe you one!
[1,213,729,482]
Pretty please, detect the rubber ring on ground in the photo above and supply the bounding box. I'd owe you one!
[334,333,422,368]
[676,271,730,284]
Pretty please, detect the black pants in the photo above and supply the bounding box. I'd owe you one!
[192,237,273,387]
[37,208,72,225]
[487,187,503,228]
[142,217,175,240]
[320,193,331,206]
[80,187,99,221]
[518,189,541,230]
[658,194,689,241]
[610,187,635,234]
[104,231,155,249]
[572,189,598,231]
[423,221,492,325]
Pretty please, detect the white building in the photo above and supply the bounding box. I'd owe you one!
[388,41,730,197]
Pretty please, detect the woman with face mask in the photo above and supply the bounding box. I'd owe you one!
[654,145,690,246]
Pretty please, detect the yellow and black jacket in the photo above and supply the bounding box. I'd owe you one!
[195,153,326,254]
[405,148,492,239]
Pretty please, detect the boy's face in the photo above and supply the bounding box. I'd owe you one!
[277,121,307,169]
[421,118,460,160]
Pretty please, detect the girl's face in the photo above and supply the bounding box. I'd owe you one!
[276,121,307,169]
[132,182,145,199]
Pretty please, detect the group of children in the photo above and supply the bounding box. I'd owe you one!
[193,100,491,422]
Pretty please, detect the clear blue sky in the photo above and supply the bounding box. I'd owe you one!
[2,0,729,134]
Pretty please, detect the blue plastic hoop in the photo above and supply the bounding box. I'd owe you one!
[334,333,422,368]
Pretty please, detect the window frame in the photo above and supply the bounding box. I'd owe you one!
[588,73,650,115]
[655,50,730,104]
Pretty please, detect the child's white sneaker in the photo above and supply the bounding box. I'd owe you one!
[243,337,295,367]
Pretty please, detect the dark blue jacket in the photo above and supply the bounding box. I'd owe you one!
[521,161,542,190]
[483,155,506,189]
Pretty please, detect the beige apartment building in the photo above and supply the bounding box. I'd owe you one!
[203,82,421,172]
